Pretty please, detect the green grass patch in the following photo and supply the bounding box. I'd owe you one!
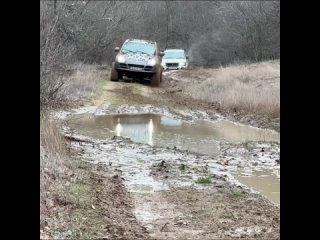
[228,191,243,199]
[195,176,212,184]
[69,182,92,208]
[179,164,187,171]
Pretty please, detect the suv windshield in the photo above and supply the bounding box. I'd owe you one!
[121,42,156,55]
[163,51,185,59]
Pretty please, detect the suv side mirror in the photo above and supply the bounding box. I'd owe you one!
[159,51,164,57]
[186,55,189,59]
[115,47,120,52]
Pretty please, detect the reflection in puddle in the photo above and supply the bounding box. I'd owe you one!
[69,113,279,156]
[199,120,280,144]
[233,170,280,204]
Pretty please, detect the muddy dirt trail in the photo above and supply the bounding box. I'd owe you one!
[92,71,279,131]
[55,71,280,239]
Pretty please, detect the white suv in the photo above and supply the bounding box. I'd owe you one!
[161,49,189,70]
[111,39,164,86]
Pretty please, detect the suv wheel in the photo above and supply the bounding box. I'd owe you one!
[110,63,119,82]
[160,68,163,82]
[151,69,161,87]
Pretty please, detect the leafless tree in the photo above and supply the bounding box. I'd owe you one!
[40,1,280,107]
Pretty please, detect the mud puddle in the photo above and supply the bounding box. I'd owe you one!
[234,170,280,204]
[68,113,280,204]
[68,113,279,156]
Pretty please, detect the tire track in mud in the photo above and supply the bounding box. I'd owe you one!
[97,72,279,132]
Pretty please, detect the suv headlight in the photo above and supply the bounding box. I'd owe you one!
[147,58,156,66]
[117,55,126,63]
[179,62,186,66]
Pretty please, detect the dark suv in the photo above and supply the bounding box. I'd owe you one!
[110,39,164,86]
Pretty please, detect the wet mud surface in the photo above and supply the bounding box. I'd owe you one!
[53,70,280,239]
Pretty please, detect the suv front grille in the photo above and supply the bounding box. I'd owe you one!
[144,66,153,71]
[119,63,153,71]
[119,63,128,69]
[166,63,178,67]
[128,64,144,69]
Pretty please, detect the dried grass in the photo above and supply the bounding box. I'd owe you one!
[40,113,71,228]
[57,63,109,103]
[186,60,280,116]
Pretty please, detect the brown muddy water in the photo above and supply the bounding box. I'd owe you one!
[69,113,280,204]
[69,113,279,154]
[234,170,280,204]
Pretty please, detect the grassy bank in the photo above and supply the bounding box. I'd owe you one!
[40,64,107,206]
[57,64,108,103]
[185,60,280,117]
[40,64,116,239]
[40,113,72,238]
[40,64,102,234]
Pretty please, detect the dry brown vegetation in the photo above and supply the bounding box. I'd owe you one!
[40,114,71,238]
[185,60,280,117]
[58,64,108,103]
[40,65,107,238]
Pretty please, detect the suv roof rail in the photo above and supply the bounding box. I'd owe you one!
[165,49,185,51]
[125,39,155,44]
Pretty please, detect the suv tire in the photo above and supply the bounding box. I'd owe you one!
[110,63,119,82]
[160,68,163,82]
[151,68,161,87]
